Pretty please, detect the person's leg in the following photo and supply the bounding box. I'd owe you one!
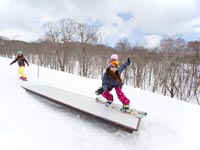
[18,67,22,78]
[18,66,26,79]
[102,90,113,101]
[115,87,130,109]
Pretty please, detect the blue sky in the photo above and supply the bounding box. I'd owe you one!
[117,11,134,22]
[0,0,199,48]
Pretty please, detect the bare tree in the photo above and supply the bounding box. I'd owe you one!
[42,19,77,72]
[56,19,77,71]
[187,41,200,104]
[75,23,99,77]
[115,38,131,51]
[43,22,60,42]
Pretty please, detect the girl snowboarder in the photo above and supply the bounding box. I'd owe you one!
[10,50,29,81]
[95,54,131,111]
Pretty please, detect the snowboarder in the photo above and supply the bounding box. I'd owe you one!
[10,50,29,81]
[95,54,131,111]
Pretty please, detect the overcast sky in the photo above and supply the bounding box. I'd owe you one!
[0,0,200,47]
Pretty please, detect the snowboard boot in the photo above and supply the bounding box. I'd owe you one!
[120,104,130,112]
[95,87,104,95]
[105,100,113,106]
[22,77,27,81]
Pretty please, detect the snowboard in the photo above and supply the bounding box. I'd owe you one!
[95,97,147,118]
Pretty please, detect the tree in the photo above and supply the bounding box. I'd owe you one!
[57,19,77,72]
[75,23,100,77]
[43,21,60,42]
[115,38,131,51]
[42,19,77,72]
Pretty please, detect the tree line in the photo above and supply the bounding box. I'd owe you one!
[0,18,200,105]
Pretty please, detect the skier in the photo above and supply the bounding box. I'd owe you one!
[10,50,29,81]
[95,54,131,111]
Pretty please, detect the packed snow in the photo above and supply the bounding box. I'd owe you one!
[0,56,200,150]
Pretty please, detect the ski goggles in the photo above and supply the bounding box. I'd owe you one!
[111,61,119,66]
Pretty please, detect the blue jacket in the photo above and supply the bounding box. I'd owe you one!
[102,61,130,91]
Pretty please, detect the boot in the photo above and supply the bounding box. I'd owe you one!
[22,77,27,81]
[120,104,130,112]
[95,87,104,95]
[105,100,113,106]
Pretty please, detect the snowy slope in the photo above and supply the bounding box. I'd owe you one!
[0,56,200,150]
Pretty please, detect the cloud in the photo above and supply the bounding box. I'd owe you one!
[143,35,162,48]
[133,0,200,34]
[0,0,199,46]
[193,24,200,32]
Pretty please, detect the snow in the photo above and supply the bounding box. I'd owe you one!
[0,56,200,150]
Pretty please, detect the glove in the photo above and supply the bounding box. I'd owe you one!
[95,87,104,95]
[127,57,131,64]
[10,63,12,65]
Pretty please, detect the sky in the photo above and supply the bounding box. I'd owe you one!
[1,56,200,150]
[0,0,200,47]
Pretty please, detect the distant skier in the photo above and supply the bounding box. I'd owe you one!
[10,50,29,81]
[95,54,131,111]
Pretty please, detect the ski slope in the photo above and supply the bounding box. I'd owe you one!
[0,56,200,150]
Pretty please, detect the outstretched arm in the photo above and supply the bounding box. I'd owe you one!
[10,58,17,65]
[118,58,131,73]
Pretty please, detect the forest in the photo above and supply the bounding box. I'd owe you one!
[0,18,200,105]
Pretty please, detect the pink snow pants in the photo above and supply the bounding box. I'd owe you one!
[102,87,130,105]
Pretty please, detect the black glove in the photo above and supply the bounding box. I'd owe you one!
[95,87,104,95]
[127,57,131,64]
[10,63,12,65]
